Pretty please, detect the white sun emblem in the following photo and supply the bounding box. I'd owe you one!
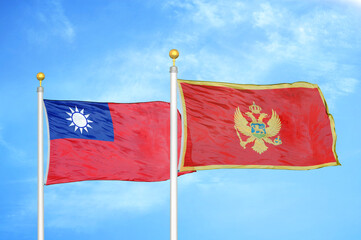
[66,106,93,134]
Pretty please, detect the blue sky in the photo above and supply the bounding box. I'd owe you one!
[1,0,361,239]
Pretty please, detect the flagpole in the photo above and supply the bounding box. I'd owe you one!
[169,49,179,240]
[37,72,45,240]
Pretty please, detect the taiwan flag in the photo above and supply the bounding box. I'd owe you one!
[44,100,186,185]
[178,79,340,172]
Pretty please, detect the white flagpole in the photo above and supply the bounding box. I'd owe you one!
[169,49,179,240]
[37,72,45,240]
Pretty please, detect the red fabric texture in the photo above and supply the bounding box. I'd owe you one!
[46,102,185,185]
[179,81,339,171]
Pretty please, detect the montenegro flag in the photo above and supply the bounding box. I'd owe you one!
[178,80,340,172]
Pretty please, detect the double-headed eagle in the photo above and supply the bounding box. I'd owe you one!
[234,102,282,154]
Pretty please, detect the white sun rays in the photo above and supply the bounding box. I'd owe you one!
[66,106,93,134]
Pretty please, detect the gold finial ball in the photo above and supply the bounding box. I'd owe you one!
[169,49,179,60]
[36,72,45,81]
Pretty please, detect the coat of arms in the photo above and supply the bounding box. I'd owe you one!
[234,102,282,154]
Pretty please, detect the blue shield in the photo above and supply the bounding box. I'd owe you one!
[250,123,266,139]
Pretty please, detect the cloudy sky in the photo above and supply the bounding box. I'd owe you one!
[1,0,361,239]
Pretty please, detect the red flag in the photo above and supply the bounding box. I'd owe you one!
[44,100,188,185]
[178,80,340,172]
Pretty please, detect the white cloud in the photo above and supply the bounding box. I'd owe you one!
[319,77,359,108]
[165,0,246,28]
[338,78,358,93]
[248,3,361,104]
[43,181,169,229]
[79,1,360,108]
[29,0,75,43]
[178,170,294,223]
[253,2,284,28]
[4,179,170,231]
[88,47,172,103]
[0,127,26,161]
[333,0,361,7]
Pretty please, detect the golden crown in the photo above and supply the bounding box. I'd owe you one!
[249,102,262,114]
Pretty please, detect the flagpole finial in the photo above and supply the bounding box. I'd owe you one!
[37,72,45,87]
[169,49,179,66]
